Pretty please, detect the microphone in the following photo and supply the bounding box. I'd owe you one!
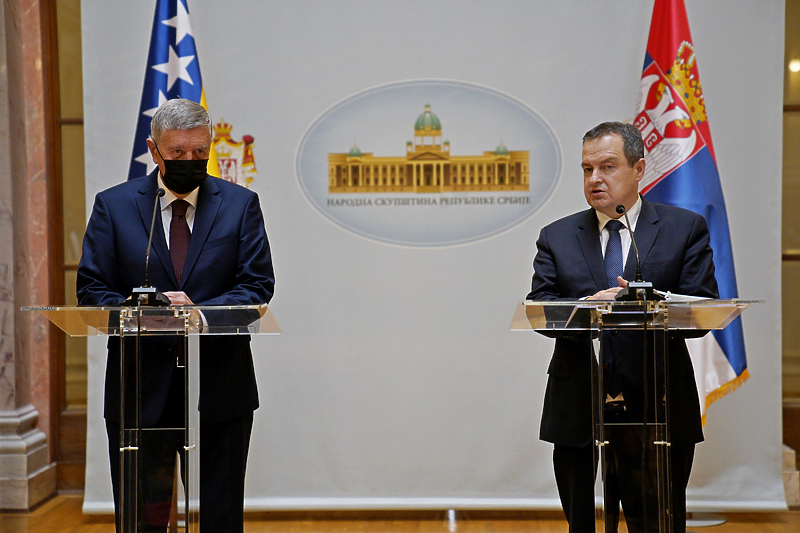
[143,188,166,288]
[123,188,170,306]
[614,204,663,301]
[617,204,643,283]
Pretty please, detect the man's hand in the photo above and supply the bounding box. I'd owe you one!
[162,291,194,305]
[162,292,204,331]
[586,277,629,300]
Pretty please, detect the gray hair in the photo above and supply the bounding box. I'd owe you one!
[150,98,212,142]
[582,121,644,167]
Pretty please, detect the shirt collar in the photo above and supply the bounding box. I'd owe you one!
[157,174,199,210]
[596,195,642,232]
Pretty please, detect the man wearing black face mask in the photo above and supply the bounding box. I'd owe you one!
[77,98,275,533]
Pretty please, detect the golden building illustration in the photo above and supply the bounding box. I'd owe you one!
[328,104,530,194]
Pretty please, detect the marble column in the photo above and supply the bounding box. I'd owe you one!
[0,0,57,510]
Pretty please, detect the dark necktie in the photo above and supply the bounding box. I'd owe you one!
[170,199,191,284]
[604,219,624,289]
[603,219,625,398]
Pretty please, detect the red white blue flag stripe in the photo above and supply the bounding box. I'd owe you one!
[634,0,748,421]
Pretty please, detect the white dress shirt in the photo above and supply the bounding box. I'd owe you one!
[157,174,199,248]
[595,195,643,271]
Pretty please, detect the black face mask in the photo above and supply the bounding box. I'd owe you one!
[154,143,209,194]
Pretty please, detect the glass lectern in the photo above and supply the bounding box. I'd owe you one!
[23,304,280,533]
[511,299,751,533]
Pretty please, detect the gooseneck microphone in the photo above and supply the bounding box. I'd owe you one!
[143,188,166,288]
[614,204,662,301]
[123,188,170,306]
[616,204,643,283]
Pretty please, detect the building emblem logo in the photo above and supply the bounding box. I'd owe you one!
[634,42,705,193]
[296,80,562,247]
[212,119,257,187]
[328,104,529,194]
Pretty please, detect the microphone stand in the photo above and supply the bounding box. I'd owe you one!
[123,188,170,307]
[611,204,669,531]
[614,204,663,302]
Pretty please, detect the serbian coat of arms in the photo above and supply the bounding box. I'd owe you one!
[634,42,707,193]
[212,119,257,187]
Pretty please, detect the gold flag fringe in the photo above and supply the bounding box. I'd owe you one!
[701,368,750,426]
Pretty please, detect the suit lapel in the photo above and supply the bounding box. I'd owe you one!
[180,176,221,288]
[136,172,176,287]
[625,198,661,280]
[575,209,607,291]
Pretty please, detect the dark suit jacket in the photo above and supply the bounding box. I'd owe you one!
[77,171,275,425]
[527,198,718,448]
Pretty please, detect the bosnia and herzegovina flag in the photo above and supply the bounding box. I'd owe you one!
[128,0,219,181]
[634,0,748,423]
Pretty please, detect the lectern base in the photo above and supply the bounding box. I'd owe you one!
[687,512,727,527]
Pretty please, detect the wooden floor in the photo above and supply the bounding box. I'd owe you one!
[2,495,800,532]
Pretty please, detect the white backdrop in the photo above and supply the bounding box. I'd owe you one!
[81,0,785,512]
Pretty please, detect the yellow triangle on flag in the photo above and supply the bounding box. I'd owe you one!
[200,89,220,178]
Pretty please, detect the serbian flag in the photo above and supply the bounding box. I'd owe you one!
[128,0,219,180]
[634,0,748,423]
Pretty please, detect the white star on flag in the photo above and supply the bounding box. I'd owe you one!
[143,91,169,118]
[128,0,209,181]
[134,150,157,173]
[151,46,195,91]
[162,0,193,45]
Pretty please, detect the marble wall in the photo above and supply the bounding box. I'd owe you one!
[0,0,58,510]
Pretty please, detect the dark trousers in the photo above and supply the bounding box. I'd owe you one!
[553,433,694,532]
[106,376,254,533]
[198,413,253,533]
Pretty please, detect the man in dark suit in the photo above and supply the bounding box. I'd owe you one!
[526,122,718,532]
[77,98,274,533]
